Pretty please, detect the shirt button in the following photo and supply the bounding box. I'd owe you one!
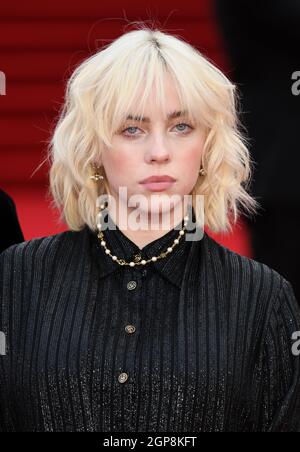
[127,281,137,290]
[142,269,147,277]
[118,372,129,384]
[125,324,136,334]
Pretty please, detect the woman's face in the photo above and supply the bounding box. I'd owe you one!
[99,75,206,223]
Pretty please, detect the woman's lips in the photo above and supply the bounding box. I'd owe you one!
[139,181,176,192]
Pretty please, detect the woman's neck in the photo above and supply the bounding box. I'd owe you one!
[107,205,189,250]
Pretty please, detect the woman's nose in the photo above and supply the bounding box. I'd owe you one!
[147,138,171,163]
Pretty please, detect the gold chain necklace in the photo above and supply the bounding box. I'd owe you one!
[96,204,190,267]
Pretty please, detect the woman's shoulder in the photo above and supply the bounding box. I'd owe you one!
[202,233,300,335]
[0,227,88,268]
[203,231,294,298]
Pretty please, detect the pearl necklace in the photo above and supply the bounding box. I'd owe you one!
[96,204,190,267]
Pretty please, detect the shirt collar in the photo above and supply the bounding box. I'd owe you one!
[87,206,201,289]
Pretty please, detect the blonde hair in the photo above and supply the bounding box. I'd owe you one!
[47,25,259,233]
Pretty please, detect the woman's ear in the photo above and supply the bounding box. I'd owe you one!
[93,155,102,167]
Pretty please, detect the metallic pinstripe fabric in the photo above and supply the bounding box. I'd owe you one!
[0,209,300,431]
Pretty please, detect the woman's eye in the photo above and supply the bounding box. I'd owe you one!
[121,123,193,138]
[174,123,192,133]
[122,126,140,137]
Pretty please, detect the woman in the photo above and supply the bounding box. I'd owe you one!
[0,27,299,432]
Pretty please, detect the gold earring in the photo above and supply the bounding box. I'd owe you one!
[90,166,104,182]
[199,168,206,176]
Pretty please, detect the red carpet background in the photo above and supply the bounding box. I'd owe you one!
[0,0,253,258]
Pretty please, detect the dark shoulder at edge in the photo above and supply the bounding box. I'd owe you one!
[203,231,289,289]
[0,227,87,262]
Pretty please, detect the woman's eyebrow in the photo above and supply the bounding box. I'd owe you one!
[125,110,188,123]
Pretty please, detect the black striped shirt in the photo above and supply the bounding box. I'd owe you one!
[0,210,300,431]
